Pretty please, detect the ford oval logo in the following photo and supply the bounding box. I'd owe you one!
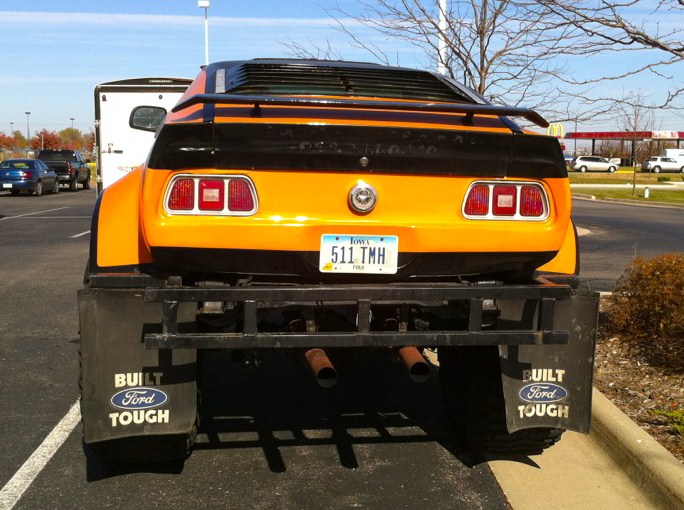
[110,387,168,410]
[518,383,568,404]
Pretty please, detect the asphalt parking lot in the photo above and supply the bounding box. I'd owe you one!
[3,189,684,510]
[0,188,510,509]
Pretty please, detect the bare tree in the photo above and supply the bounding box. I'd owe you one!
[285,0,590,115]
[612,90,658,192]
[535,0,683,109]
[284,0,683,125]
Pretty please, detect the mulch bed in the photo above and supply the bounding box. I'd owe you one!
[594,334,684,462]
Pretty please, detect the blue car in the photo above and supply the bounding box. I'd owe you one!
[0,158,60,196]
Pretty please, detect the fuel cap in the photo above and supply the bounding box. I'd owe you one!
[349,181,377,213]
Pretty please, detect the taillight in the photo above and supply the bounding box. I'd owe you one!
[463,182,548,220]
[492,186,517,216]
[520,185,545,217]
[228,179,255,211]
[167,178,194,210]
[19,171,32,180]
[198,180,224,211]
[463,184,489,216]
[66,162,73,173]
[165,175,257,215]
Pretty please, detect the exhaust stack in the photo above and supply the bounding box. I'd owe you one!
[397,346,431,383]
[303,348,338,388]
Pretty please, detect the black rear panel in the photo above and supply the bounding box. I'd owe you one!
[148,123,566,179]
[150,247,557,284]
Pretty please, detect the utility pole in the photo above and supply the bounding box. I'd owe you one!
[437,0,447,74]
[198,1,210,66]
[25,112,31,149]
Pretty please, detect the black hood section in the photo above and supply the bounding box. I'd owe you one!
[148,123,566,179]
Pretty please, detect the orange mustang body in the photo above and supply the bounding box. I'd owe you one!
[80,60,596,465]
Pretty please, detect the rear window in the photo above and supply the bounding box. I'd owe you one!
[38,151,77,162]
[0,161,29,169]
[214,62,476,103]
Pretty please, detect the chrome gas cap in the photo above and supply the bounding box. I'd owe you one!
[349,181,377,213]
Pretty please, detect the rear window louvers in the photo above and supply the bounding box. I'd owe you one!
[217,63,472,103]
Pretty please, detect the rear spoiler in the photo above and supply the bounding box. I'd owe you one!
[172,93,549,128]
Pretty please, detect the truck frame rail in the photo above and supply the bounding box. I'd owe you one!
[138,279,572,349]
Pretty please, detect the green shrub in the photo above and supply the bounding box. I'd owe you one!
[656,177,671,182]
[654,409,684,438]
[604,254,684,370]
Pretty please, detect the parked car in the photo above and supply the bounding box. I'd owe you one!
[36,149,91,191]
[642,156,684,173]
[571,156,617,173]
[0,158,60,196]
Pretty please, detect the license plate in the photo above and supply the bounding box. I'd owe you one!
[2,183,11,189]
[319,234,398,274]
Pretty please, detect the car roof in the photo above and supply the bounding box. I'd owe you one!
[169,59,550,128]
[2,158,34,163]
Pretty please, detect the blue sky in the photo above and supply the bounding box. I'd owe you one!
[1,1,682,136]
[1,1,401,135]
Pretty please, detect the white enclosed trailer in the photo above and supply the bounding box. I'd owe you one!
[94,77,192,193]
[661,148,684,166]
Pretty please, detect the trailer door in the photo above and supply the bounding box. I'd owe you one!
[95,78,191,193]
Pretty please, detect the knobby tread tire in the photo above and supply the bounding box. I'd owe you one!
[438,346,563,455]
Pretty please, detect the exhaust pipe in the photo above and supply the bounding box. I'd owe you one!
[303,348,338,388]
[396,346,430,383]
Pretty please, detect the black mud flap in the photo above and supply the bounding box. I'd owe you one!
[78,288,197,445]
[498,286,598,434]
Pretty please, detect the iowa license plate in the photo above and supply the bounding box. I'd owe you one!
[319,234,398,274]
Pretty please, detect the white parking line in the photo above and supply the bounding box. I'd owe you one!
[15,216,90,220]
[70,230,91,239]
[0,401,80,510]
[0,207,69,221]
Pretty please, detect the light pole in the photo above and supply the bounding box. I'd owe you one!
[25,112,30,147]
[437,0,447,74]
[10,121,13,134]
[70,117,75,129]
[198,0,210,66]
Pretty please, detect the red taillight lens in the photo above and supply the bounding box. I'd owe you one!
[520,185,545,217]
[167,178,194,210]
[19,171,32,180]
[228,179,255,211]
[198,179,224,211]
[66,162,73,173]
[492,186,517,216]
[464,182,548,220]
[166,175,257,215]
[464,184,490,216]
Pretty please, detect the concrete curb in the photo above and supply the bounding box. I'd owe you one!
[572,193,684,209]
[591,388,684,509]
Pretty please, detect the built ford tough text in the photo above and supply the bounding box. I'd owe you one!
[79,59,599,464]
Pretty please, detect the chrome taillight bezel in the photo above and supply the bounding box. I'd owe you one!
[163,174,258,216]
[462,181,550,221]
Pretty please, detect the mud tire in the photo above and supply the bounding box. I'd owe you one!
[438,346,563,454]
